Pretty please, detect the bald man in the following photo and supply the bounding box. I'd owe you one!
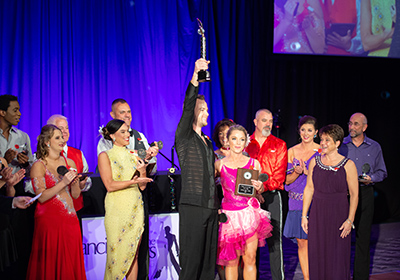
[339,113,387,280]
[246,109,288,280]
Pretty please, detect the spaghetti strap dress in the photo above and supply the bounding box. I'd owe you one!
[217,158,273,266]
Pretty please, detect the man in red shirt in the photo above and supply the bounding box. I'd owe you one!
[246,109,288,280]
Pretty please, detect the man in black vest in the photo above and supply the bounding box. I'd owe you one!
[97,98,159,280]
[97,98,159,164]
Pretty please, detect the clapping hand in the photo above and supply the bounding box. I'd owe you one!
[1,167,26,187]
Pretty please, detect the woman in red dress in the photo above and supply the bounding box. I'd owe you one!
[26,125,86,280]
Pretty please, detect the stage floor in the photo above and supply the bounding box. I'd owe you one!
[218,222,400,280]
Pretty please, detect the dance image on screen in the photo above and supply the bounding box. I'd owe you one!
[273,0,398,58]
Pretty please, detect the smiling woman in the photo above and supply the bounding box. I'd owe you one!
[301,124,359,279]
[26,124,86,280]
[215,124,272,280]
[97,119,153,280]
[284,115,320,280]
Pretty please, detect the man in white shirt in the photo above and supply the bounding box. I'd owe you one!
[0,94,33,179]
[97,98,158,170]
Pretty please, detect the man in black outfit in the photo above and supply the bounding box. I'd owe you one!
[0,195,31,214]
[175,58,219,280]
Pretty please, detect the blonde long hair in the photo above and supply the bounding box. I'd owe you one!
[36,124,62,160]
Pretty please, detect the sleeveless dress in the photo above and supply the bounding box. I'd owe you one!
[283,152,318,240]
[308,155,351,280]
[27,159,86,280]
[368,0,396,57]
[104,145,144,280]
[217,158,273,267]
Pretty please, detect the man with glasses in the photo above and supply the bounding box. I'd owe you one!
[339,112,387,280]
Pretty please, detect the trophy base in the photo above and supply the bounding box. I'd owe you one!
[198,70,211,82]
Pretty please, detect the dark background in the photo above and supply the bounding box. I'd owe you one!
[256,2,398,222]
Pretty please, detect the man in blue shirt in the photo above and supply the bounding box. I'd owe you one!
[339,112,387,280]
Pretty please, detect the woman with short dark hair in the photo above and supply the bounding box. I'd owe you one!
[302,124,358,279]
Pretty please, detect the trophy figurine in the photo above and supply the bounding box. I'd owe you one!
[197,18,211,82]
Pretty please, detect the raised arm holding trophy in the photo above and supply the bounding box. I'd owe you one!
[197,18,211,82]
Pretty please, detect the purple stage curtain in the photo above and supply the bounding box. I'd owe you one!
[0,0,267,170]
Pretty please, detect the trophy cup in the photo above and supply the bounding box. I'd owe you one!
[197,18,211,82]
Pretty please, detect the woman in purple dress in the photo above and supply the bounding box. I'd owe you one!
[284,116,320,280]
[302,124,358,280]
[215,125,272,280]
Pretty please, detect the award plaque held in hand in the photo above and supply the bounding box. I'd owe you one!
[235,168,259,197]
[197,18,211,82]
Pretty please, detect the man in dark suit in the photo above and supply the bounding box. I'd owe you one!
[0,195,32,214]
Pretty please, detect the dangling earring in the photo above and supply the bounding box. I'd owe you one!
[112,137,116,142]
[47,143,50,148]
[314,134,317,138]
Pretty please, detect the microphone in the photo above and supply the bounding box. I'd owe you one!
[218,212,228,223]
[258,173,269,183]
[57,165,83,181]
[57,166,69,176]
[361,163,371,178]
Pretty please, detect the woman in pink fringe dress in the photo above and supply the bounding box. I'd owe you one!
[215,125,273,280]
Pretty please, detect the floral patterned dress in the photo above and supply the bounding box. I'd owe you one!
[104,145,144,280]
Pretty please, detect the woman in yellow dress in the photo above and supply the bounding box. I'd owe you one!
[361,0,396,56]
[98,119,153,280]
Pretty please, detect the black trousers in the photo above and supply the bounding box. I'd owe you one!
[353,185,374,280]
[138,187,150,280]
[179,204,218,280]
[257,191,285,280]
[0,181,35,280]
